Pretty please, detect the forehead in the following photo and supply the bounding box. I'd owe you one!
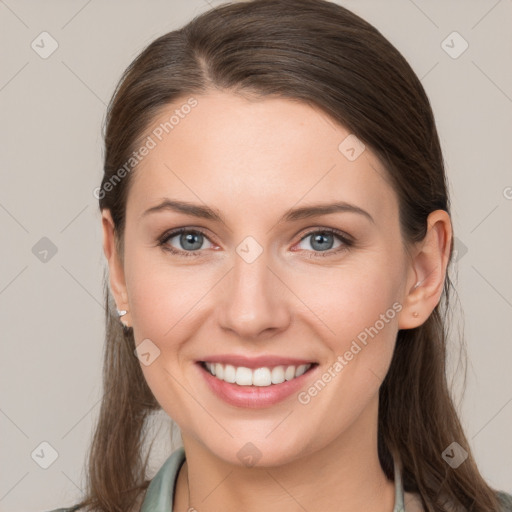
[126,91,398,227]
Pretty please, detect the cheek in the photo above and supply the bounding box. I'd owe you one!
[290,263,402,433]
[293,256,403,345]
[125,248,203,339]
[290,254,404,414]
[125,251,204,424]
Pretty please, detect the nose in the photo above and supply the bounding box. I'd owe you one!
[216,248,292,340]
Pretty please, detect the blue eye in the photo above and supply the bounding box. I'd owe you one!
[159,229,213,257]
[157,227,353,258]
[294,228,353,258]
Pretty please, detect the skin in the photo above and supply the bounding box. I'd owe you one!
[102,90,452,512]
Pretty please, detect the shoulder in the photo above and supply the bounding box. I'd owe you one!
[497,491,512,511]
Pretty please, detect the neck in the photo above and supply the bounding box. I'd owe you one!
[173,397,395,512]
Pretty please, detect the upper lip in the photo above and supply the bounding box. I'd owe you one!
[199,354,317,369]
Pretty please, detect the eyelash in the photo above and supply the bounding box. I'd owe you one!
[157,227,354,259]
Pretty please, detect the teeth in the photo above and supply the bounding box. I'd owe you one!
[203,362,312,386]
[223,364,236,383]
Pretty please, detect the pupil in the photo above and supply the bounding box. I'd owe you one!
[313,233,332,251]
[183,232,201,250]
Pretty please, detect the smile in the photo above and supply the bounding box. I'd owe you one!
[202,361,314,387]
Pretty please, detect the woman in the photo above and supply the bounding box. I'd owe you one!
[48,0,512,510]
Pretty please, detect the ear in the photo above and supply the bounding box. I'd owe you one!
[101,209,131,328]
[398,210,452,329]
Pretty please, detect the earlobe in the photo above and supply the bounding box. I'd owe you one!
[398,210,452,330]
[101,209,130,325]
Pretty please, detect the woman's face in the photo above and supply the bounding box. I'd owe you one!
[105,91,418,466]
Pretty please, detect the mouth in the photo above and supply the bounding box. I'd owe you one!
[195,353,320,409]
[199,361,318,387]
[196,359,320,408]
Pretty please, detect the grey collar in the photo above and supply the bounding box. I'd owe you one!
[393,453,406,512]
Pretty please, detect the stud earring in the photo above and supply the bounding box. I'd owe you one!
[412,311,420,318]
[412,281,421,290]
[116,309,131,329]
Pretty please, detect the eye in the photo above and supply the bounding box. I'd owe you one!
[157,227,354,259]
[158,228,215,257]
[294,228,353,258]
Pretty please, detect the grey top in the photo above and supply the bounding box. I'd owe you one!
[47,447,512,511]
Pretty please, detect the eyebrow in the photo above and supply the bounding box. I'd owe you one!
[140,198,375,225]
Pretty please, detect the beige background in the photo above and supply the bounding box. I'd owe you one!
[1,0,511,510]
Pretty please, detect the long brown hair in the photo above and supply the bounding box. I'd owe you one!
[70,0,506,510]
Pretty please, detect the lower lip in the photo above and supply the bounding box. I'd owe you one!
[197,362,318,408]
